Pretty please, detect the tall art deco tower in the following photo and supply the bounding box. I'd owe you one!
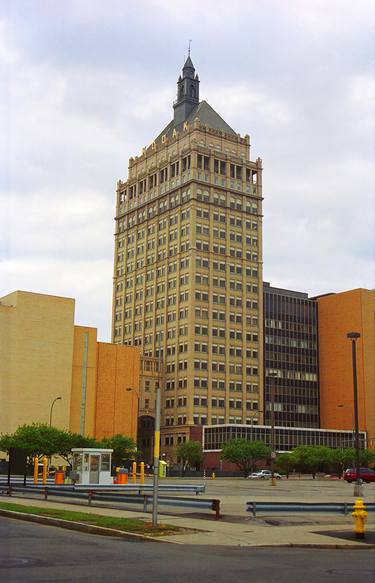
[112,56,264,457]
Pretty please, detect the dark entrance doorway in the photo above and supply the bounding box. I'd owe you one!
[137,415,155,465]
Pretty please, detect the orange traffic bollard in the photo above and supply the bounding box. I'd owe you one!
[33,456,39,484]
[140,462,145,485]
[42,456,48,485]
[132,461,137,484]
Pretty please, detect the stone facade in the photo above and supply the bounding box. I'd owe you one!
[112,58,264,458]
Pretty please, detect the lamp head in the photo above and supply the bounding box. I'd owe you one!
[347,332,360,339]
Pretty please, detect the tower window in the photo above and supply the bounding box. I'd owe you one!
[214,160,226,175]
[197,154,210,171]
[182,155,191,171]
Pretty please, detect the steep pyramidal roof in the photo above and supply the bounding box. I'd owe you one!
[185,100,236,134]
[154,57,236,144]
[182,55,195,74]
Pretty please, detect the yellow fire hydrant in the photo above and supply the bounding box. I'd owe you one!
[352,498,368,539]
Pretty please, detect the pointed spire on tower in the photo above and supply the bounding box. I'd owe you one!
[173,50,200,126]
[183,55,195,71]
[182,47,195,79]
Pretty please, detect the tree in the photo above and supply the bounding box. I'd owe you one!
[293,446,333,478]
[290,446,375,479]
[0,423,100,466]
[220,439,270,477]
[176,441,203,475]
[0,433,14,455]
[100,434,137,467]
[325,448,356,477]
[0,423,64,461]
[360,449,375,468]
[57,432,100,466]
[275,452,296,478]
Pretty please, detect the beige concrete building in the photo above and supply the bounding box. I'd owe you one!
[0,290,140,441]
[112,57,264,456]
[0,291,75,434]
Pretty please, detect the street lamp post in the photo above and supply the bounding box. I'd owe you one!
[152,342,162,527]
[49,397,62,427]
[49,396,62,468]
[337,404,355,448]
[347,332,362,497]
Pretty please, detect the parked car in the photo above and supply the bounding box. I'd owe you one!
[343,468,375,483]
[248,470,282,480]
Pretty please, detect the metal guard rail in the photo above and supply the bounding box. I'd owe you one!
[247,501,375,517]
[1,484,220,520]
[0,481,205,495]
[74,484,206,495]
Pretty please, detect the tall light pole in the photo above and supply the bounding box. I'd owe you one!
[152,339,162,527]
[268,372,278,486]
[49,396,62,427]
[347,332,362,496]
[337,404,355,448]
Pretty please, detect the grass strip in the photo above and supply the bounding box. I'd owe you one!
[0,500,181,536]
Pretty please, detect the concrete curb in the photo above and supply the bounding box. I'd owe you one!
[0,508,180,544]
[1,508,374,549]
[256,543,375,549]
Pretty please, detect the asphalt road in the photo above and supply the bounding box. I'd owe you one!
[1,518,374,582]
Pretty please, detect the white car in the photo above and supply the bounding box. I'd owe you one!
[248,470,282,480]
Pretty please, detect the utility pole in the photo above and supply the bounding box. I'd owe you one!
[347,332,362,497]
[152,337,162,527]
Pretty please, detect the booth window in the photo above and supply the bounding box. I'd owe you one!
[101,454,110,472]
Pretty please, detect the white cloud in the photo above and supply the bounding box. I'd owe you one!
[1,0,374,341]
[0,19,19,64]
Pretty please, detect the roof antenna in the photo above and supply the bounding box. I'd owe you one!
[188,39,192,57]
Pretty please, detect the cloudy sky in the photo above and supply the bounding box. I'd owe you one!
[1,0,374,341]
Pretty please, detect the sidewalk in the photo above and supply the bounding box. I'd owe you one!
[1,494,374,548]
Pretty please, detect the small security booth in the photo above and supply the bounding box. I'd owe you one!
[71,448,113,485]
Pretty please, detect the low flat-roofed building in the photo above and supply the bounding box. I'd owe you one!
[0,290,140,441]
[202,423,367,470]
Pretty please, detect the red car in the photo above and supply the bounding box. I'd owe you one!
[343,468,375,483]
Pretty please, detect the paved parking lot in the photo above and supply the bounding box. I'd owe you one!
[3,475,374,522]
[166,476,375,517]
